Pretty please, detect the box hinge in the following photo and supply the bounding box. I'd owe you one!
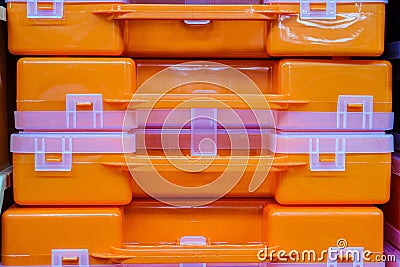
[179,236,207,267]
[191,108,217,156]
[52,249,89,267]
[34,136,73,171]
[66,94,104,129]
[309,137,346,171]
[27,0,64,19]
[300,0,337,19]
[337,95,373,130]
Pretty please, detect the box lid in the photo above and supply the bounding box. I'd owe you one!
[7,0,128,19]
[264,0,387,22]
[131,0,264,3]
[12,131,392,155]
[134,128,393,164]
[11,132,135,153]
[11,132,135,171]
[11,131,392,173]
[274,132,393,154]
[11,0,386,20]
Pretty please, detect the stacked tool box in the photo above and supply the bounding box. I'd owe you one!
[2,0,393,266]
[0,5,14,255]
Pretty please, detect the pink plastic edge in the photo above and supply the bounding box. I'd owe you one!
[15,111,393,131]
[10,131,393,154]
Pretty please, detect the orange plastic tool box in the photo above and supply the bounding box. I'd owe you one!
[7,0,127,56]
[2,200,384,266]
[10,130,393,205]
[15,58,393,131]
[11,132,136,205]
[383,151,400,249]
[7,0,386,57]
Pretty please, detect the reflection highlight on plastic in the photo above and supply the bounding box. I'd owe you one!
[122,61,276,206]
[279,13,367,44]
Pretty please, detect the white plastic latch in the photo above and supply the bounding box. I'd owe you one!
[327,246,364,267]
[191,108,217,156]
[184,0,211,24]
[27,0,64,19]
[52,249,89,267]
[34,136,72,171]
[337,95,373,130]
[309,137,346,171]
[179,236,207,267]
[300,0,337,19]
[66,94,104,129]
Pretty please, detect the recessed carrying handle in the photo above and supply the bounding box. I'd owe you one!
[92,5,295,21]
[102,158,306,173]
[91,243,265,264]
[184,19,211,25]
[104,94,309,110]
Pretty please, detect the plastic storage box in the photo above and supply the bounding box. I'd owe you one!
[383,152,400,250]
[10,130,393,205]
[7,0,386,57]
[7,0,127,56]
[2,200,384,266]
[15,58,393,131]
[11,132,136,205]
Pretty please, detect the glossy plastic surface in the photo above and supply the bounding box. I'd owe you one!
[16,58,392,131]
[11,132,135,205]
[10,131,393,205]
[2,200,384,266]
[7,2,125,55]
[132,130,392,204]
[7,2,385,57]
[265,2,385,56]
